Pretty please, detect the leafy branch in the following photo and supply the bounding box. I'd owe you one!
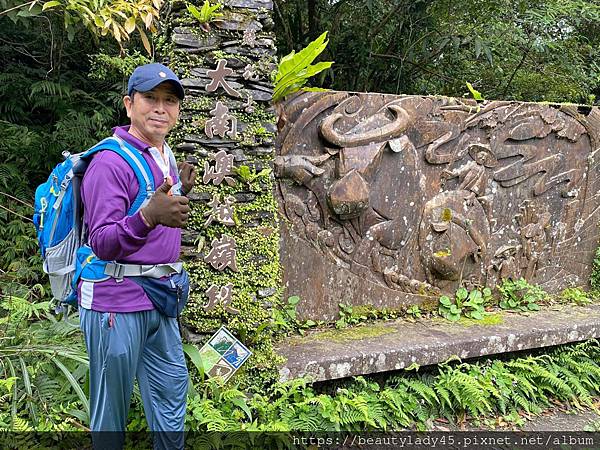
[273,31,333,102]
[186,0,222,32]
[2,0,165,55]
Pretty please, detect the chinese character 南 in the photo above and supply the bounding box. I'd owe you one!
[206,59,241,98]
[203,283,239,314]
[204,194,236,227]
[202,149,236,186]
[204,234,239,272]
[204,101,237,140]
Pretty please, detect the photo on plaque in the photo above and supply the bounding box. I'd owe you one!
[223,342,251,369]
[199,345,221,372]
[209,328,236,355]
[208,359,234,379]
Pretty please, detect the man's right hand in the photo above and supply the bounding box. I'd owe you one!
[141,179,190,228]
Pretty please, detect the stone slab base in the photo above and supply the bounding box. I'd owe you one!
[276,304,600,382]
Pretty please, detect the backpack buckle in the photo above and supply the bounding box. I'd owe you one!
[105,263,125,280]
[113,264,125,280]
[60,174,71,191]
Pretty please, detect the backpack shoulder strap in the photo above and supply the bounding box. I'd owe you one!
[82,137,155,216]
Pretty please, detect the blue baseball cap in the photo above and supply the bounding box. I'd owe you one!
[127,63,185,99]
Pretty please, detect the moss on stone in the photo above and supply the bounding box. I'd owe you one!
[308,323,397,343]
[417,297,441,314]
[433,249,451,258]
[161,1,282,391]
[431,313,504,327]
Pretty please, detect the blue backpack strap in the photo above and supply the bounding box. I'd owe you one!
[70,137,156,296]
[82,136,154,215]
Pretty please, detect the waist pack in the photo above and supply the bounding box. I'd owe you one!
[129,270,190,318]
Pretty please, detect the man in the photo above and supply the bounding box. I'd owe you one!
[78,63,196,449]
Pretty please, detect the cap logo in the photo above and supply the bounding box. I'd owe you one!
[159,71,167,78]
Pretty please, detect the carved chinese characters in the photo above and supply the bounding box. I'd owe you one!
[197,58,245,315]
[200,150,239,312]
[200,148,239,315]
[205,101,238,139]
[205,235,239,272]
[171,3,278,327]
[204,194,236,227]
[203,150,236,186]
[206,59,241,98]
[276,92,600,319]
[204,283,239,314]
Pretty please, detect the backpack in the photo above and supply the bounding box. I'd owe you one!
[33,135,156,306]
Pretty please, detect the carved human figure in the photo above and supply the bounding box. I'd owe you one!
[517,203,551,279]
[419,190,490,289]
[441,143,497,219]
[488,243,522,284]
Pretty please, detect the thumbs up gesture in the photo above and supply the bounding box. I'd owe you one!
[141,178,191,228]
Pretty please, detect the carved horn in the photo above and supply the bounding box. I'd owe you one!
[320,105,411,147]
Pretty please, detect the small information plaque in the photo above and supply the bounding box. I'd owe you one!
[199,326,252,381]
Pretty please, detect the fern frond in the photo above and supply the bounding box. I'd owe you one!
[379,388,414,427]
[401,377,439,407]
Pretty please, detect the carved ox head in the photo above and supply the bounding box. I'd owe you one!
[319,103,411,220]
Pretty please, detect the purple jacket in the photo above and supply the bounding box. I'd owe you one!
[77,126,181,312]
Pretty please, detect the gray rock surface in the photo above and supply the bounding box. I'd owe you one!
[277,304,600,382]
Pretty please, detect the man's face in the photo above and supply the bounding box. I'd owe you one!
[123,82,180,146]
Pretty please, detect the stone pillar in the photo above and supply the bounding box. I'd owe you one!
[159,0,281,383]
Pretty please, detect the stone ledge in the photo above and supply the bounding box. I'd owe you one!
[276,304,600,382]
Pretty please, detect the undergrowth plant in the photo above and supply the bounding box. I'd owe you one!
[118,339,600,447]
[0,292,89,431]
[559,287,592,305]
[257,339,600,431]
[438,287,491,321]
[406,305,422,319]
[336,303,365,329]
[268,296,317,335]
[186,0,223,31]
[234,165,272,190]
[498,278,547,312]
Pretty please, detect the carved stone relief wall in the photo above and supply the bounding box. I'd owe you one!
[276,92,600,320]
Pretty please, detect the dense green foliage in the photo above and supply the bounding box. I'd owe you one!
[275,0,600,102]
[0,1,157,293]
[129,339,600,441]
[4,0,600,435]
[0,294,88,431]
